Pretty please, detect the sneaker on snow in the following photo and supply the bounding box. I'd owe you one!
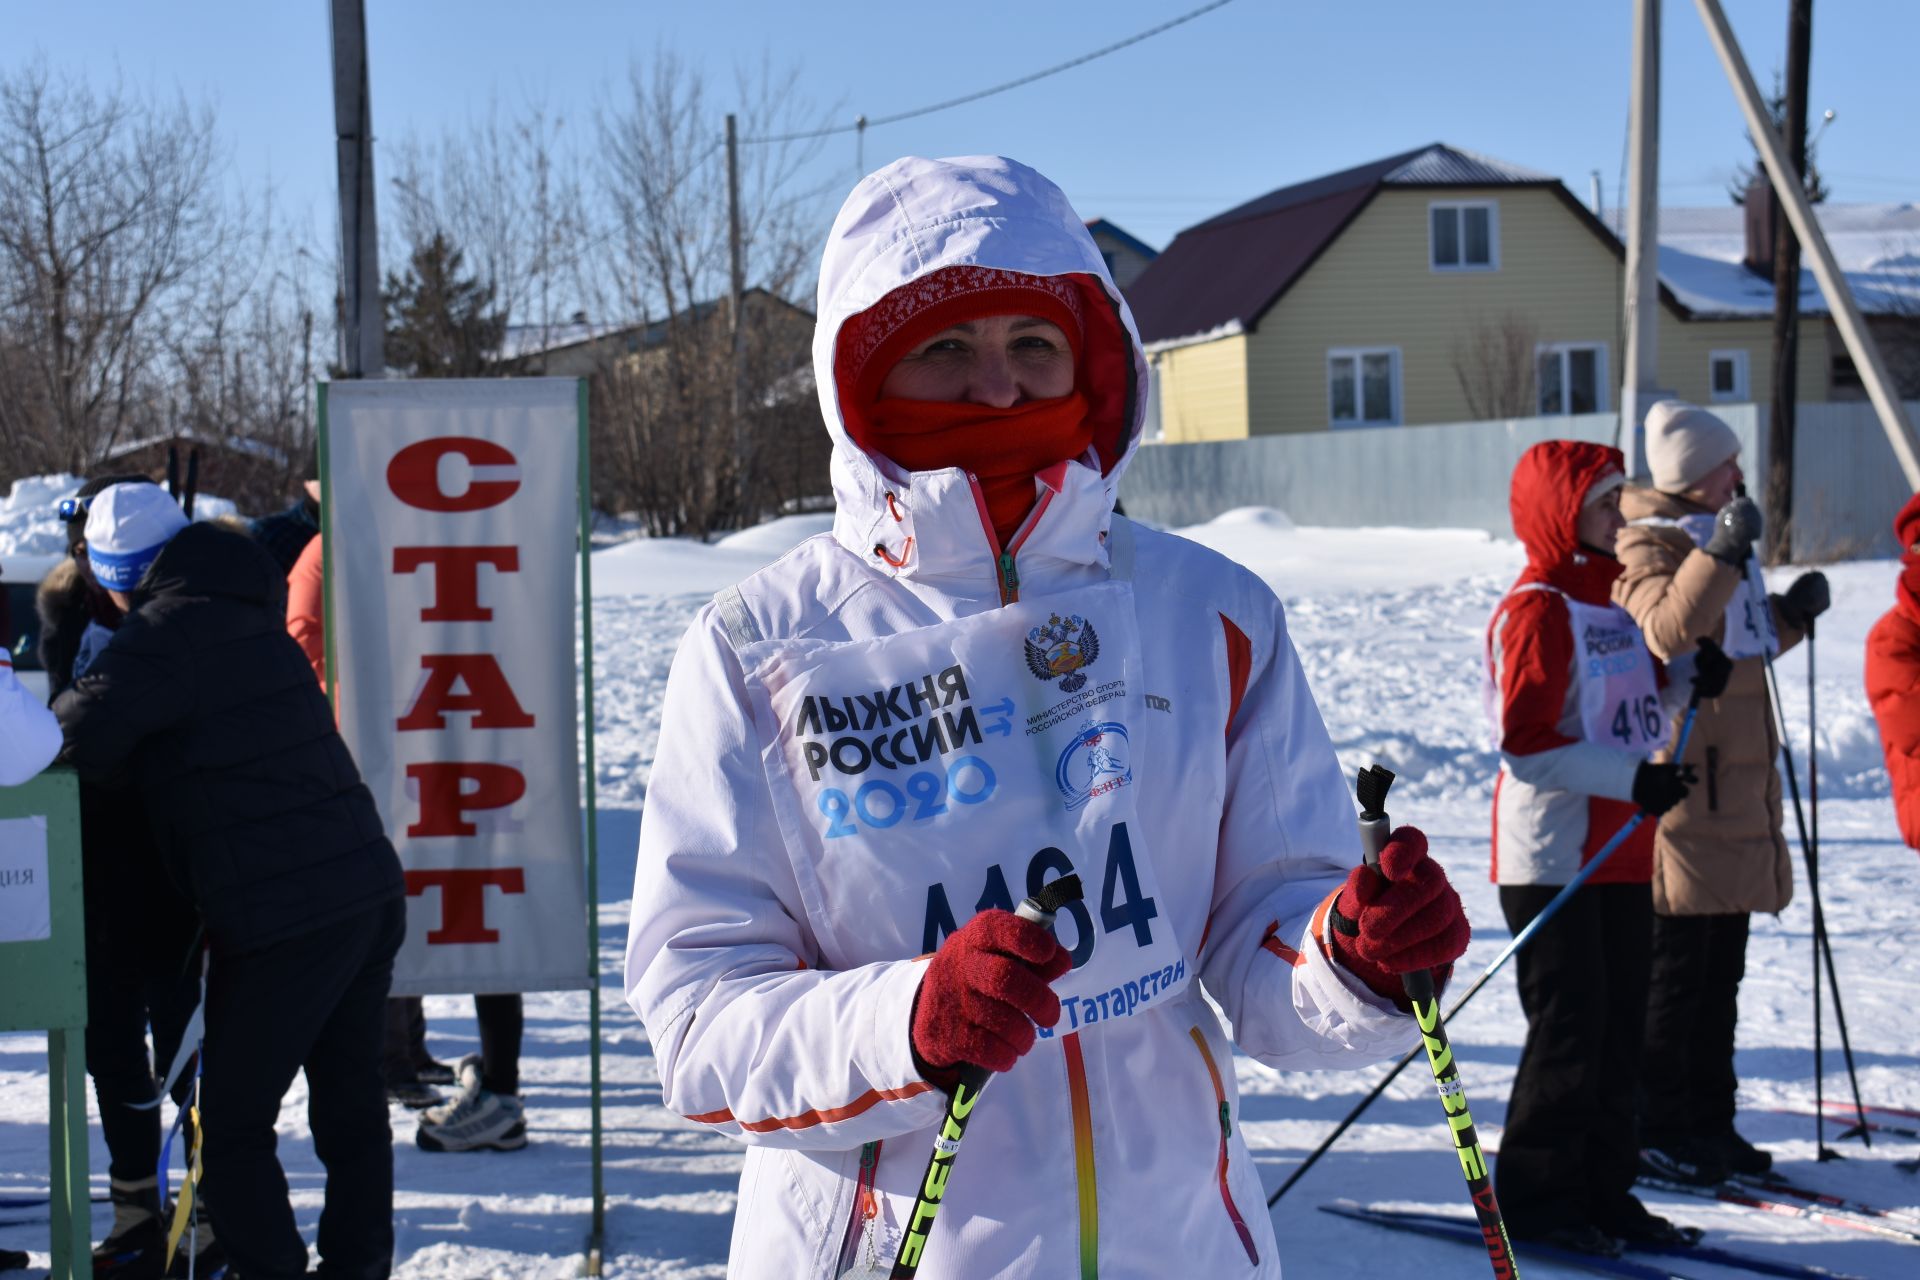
[1640,1140,1729,1188]
[1718,1127,1773,1177]
[386,1079,444,1109]
[413,1056,456,1086]
[93,1177,167,1279]
[416,1055,527,1153]
[1512,1224,1623,1258]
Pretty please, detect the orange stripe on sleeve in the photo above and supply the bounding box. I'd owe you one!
[684,1081,936,1133]
[1219,613,1252,738]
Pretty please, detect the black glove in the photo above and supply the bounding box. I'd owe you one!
[1691,635,1733,701]
[1703,496,1764,565]
[1633,761,1697,816]
[1778,570,1831,630]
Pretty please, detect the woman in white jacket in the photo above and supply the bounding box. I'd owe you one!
[625,155,1471,1279]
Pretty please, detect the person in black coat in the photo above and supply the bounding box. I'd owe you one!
[56,483,406,1280]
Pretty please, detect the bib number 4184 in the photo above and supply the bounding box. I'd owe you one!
[921,821,1157,967]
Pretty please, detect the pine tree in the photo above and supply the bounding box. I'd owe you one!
[382,232,507,377]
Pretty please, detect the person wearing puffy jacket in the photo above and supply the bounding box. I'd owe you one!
[624,155,1472,1280]
[1867,492,1920,850]
[1613,400,1828,1186]
[1486,440,1728,1258]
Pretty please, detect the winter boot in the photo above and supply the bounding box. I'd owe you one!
[1640,1138,1729,1188]
[92,1177,168,1279]
[386,1078,444,1109]
[1512,1224,1624,1258]
[415,1054,527,1153]
[1598,1196,1703,1248]
[1718,1126,1773,1177]
[413,1056,456,1086]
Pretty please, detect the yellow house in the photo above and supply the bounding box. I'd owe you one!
[1129,144,1844,441]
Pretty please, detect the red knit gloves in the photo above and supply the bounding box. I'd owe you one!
[910,910,1072,1089]
[1327,826,1470,1005]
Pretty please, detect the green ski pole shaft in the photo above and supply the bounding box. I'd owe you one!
[1353,764,1518,1280]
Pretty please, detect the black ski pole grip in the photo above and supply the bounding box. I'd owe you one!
[892,875,1083,1278]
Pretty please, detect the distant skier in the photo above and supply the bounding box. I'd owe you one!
[1866,491,1920,851]
[1613,401,1830,1186]
[625,156,1471,1278]
[1485,440,1730,1257]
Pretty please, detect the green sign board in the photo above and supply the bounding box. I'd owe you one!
[0,768,92,1279]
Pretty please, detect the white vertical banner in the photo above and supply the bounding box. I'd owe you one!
[322,378,588,994]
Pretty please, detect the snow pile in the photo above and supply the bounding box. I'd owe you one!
[590,514,834,598]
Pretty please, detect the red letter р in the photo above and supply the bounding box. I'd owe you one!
[404,867,527,944]
[406,762,527,837]
[397,654,536,731]
[386,437,520,512]
[393,546,520,622]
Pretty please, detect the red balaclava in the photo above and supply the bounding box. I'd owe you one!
[836,265,1126,550]
[1895,491,1920,624]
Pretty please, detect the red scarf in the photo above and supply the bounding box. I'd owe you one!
[863,391,1094,547]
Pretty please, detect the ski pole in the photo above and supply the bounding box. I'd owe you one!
[1354,764,1518,1280]
[1271,700,1702,1208]
[1763,640,1869,1151]
[891,874,1083,1279]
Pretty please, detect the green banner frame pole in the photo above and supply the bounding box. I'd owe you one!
[577,378,607,1276]
[1,769,92,1280]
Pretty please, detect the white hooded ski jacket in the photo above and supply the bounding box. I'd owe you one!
[625,155,1417,1280]
[0,653,60,786]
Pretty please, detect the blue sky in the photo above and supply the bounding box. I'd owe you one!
[9,0,1914,257]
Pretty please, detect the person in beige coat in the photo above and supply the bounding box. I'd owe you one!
[1613,401,1830,1187]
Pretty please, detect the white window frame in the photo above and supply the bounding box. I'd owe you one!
[1708,349,1750,402]
[1535,342,1611,416]
[1326,346,1403,428]
[1429,200,1501,272]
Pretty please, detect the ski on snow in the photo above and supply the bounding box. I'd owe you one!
[1730,1170,1920,1233]
[1771,1104,1920,1144]
[1638,1174,1920,1246]
[1319,1201,1867,1280]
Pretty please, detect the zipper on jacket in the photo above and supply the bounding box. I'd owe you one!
[1187,1026,1260,1266]
[1706,746,1720,812]
[967,472,1055,607]
[837,1139,884,1274]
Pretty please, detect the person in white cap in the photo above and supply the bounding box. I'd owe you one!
[0,562,61,786]
[1613,400,1830,1187]
[80,481,191,610]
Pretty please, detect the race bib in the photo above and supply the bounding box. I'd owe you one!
[739,580,1188,1037]
[1676,514,1779,660]
[1565,596,1667,753]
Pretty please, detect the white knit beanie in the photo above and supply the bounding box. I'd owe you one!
[1644,400,1742,494]
[85,483,189,590]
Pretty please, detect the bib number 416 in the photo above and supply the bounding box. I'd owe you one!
[921,821,1157,967]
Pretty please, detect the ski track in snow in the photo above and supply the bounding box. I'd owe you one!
[4,509,1918,1279]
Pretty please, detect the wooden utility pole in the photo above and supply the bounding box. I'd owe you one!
[726,113,748,511]
[1766,0,1813,563]
[1695,0,1920,492]
[330,0,383,378]
[1619,0,1662,479]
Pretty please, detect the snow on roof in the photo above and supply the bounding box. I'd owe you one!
[495,319,637,362]
[1621,203,1920,319]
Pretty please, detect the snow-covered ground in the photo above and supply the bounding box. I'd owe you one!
[4,501,1916,1279]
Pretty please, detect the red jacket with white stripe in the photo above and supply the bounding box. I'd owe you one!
[1486,442,1658,886]
[623,156,1414,1280]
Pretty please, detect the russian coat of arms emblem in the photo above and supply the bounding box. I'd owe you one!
[1024,613,1100,694]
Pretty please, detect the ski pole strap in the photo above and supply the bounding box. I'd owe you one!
[162,1088,204,1272]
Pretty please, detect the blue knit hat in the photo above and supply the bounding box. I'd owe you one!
[84,483,189,590]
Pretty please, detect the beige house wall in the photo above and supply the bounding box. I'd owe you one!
[1151,183,1840,439]
[1152,334,1249,442]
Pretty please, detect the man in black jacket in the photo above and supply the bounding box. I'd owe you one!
[56,483,406,1280]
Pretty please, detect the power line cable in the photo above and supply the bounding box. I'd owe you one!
[740,0,1238,145]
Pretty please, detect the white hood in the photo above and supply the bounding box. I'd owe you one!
[812,156,1151,576]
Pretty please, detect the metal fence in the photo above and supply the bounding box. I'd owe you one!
[1119,401,1905,561]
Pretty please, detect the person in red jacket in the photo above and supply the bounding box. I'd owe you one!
[1485,440,1730,1257]
[1867,492,1920,850]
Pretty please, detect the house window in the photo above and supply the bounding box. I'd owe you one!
[1328,348,1401,427]
[1709,349,1750,402]
[1430,201,1499,271]
[1537,343,1609,415]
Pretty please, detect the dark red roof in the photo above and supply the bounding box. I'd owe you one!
[1128,144,1574,345]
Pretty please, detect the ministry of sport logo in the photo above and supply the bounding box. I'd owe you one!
[1024,613,1100,694]
[1056,719,1131,811]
